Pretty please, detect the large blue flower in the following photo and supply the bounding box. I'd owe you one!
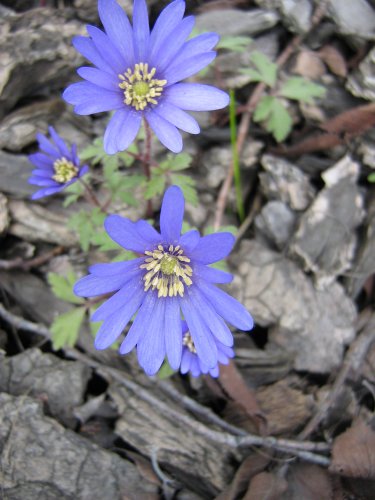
[28,126,89,200]
[180,320,234,377]
[74,186,253,376]
[63,0,229,154]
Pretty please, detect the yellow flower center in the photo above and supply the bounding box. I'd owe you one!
[183,331,197,354]
[118,62,167,111]
[140,244,193,298]
[52,157,78,183]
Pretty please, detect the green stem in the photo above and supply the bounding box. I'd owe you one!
[143,119,153,218]
[229,89,245,222]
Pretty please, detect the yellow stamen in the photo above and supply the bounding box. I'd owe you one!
[118,62,167,111]
[52,157,78,183]
[183,331,197,354]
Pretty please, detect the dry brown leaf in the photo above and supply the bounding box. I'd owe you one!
[243,472,288,500]
[293,50,326,79]
[283,464,334,500]
[330,418,375,479]
[319,45,348,78]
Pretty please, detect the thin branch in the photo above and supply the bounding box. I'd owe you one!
[0,246,64,271]
[78,178,108,213]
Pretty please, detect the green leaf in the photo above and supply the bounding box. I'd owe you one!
[144,175,166,200]
[159,152,193,172]
[68,208,106,251]
[368,172,375,183]
[169,174,198,206]
[158,359,176,379]
[48,271,83,305]
[90,231,121,252]
[265,98,293,142]
[253,96,275,122]
[218,35,252,53]
[241,51,277,87]
[279,77,326,103]
[63,182,85,207]
[50,306,86,350]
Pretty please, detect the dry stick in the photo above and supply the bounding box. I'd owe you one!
[0,303,331,466]
[0,245,64,271]
[299,311,375,440]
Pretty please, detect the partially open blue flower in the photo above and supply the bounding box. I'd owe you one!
[180,320,234,377]
[63,0,229,154]
[28,127,89,200]
[74,185,253,376]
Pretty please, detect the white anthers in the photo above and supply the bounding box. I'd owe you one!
[119,62,167,111]
[183,331,197,353]
[140,244,193,298]
[52,157,78,183]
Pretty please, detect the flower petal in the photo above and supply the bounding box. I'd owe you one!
[77,67,119,91]
[137,298,166,375]
[86,25,126,75]
[135,220,162,246]
[145,110,182,153]
[48,126,70,158]
[91,274,144,321]
[159,185,184,243]
[63,82,124,114]
[89,258,143,276]
[164,83,229,111]
[28,153,53,169]
[31,186,64,200]
[31,169,54,178]
[103,108,142,154]
[175,32,219,59]
[28,176,59,187]
[119,292,156,354]
[104,214,153,252]
[98,0,134,67]
[164,297,182,370]
[180,349,193,374]
[94,285,145,350]
[180,230,200,252]
[209,365,219,377]
[74,272,133,297]
[36,133,60,158]
[164,52,216,86]
[154,101,199,134]
[73,35,115,74]
[193,263,233,284]
[188,232,235,264]
[132,0,150,62]
[197,280,254,331]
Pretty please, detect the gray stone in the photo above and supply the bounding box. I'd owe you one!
[279,0,313,34]
[259,154,315,210]
[289,156,364,287]
[0,393,159,499]
[327,0,375,41]
[235,239,357,373]
[346,47,375,101]
[359,140,375,169]
[0,192,9,234]
[0,8,83,118]
[0,349,91,427]
[255,200,296,249]
[195,8,279,38]
[0,151,34,198]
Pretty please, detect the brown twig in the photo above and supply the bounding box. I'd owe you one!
[79,178,108,213]
[0,246,64,271]
[213,1,328,230]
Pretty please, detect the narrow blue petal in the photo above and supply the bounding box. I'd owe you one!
[31,186,64,200]
[77,67,119,91]
[193,263,233,284]
[154,16,195,73]
[135,220,162,246]
[72,35,115,74]
[220,344,234,359]
[188,232,235,264]
[31,169,53,178]
[197,280,254,331]
[180,295,218,368]
[104,214,152,253]
[164,52,216,86]
[74,272,133,297]
[149,0,185,63]
[94,286,145,349]
[29,176,59,187]
[132,0,150,62]
[98,0,134,68]
[86,25,126,75]
[145,110,183,153]
[89,258,143,276]
[36,133,60,158]
[48,126,71,158]
[154,101,199,134]
[119,292,156,354]
[160,185,184,243]
[78,165,89,177]
[209,365,220,377]
[180,349,192,374]
[180,230,200,252]
[71,143,80,166]
[92,275,144,321]
[103,108,142,154]
[137,298,166,375]
[63,82,123,114]
[176,32,219,59]
[191,356,202,376]
[164,83,229,111]
[164,297,182,370]
[28,153,53,169]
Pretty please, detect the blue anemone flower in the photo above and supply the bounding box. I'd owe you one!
[28,126,89,200]
[63,0,229,154]
[180,320,234,377]
[74,185,253,376]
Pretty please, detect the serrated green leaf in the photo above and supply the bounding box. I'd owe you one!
[170,174,198,206]
[368,172,375,183]
[48,271,83,305]
[169,152,193,171]
[218,35,252,52]
[90,231,120,252]
[145,175,166,200]
[68,208,106,252]
[244,51,277,87]
[265,98,293,142]
[253,96,275,122]
[158,359,176,379]
[279,77,326,103]
[50,306,86,350]
[63,182,85,207]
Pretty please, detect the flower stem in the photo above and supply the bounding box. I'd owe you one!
[79,178,107,213]
[143,119,153,218]
[229,89,245,223]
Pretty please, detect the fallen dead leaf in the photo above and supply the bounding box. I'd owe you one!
[318,45,348,78]
[243,472,288,500]
[283,463,334,500]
